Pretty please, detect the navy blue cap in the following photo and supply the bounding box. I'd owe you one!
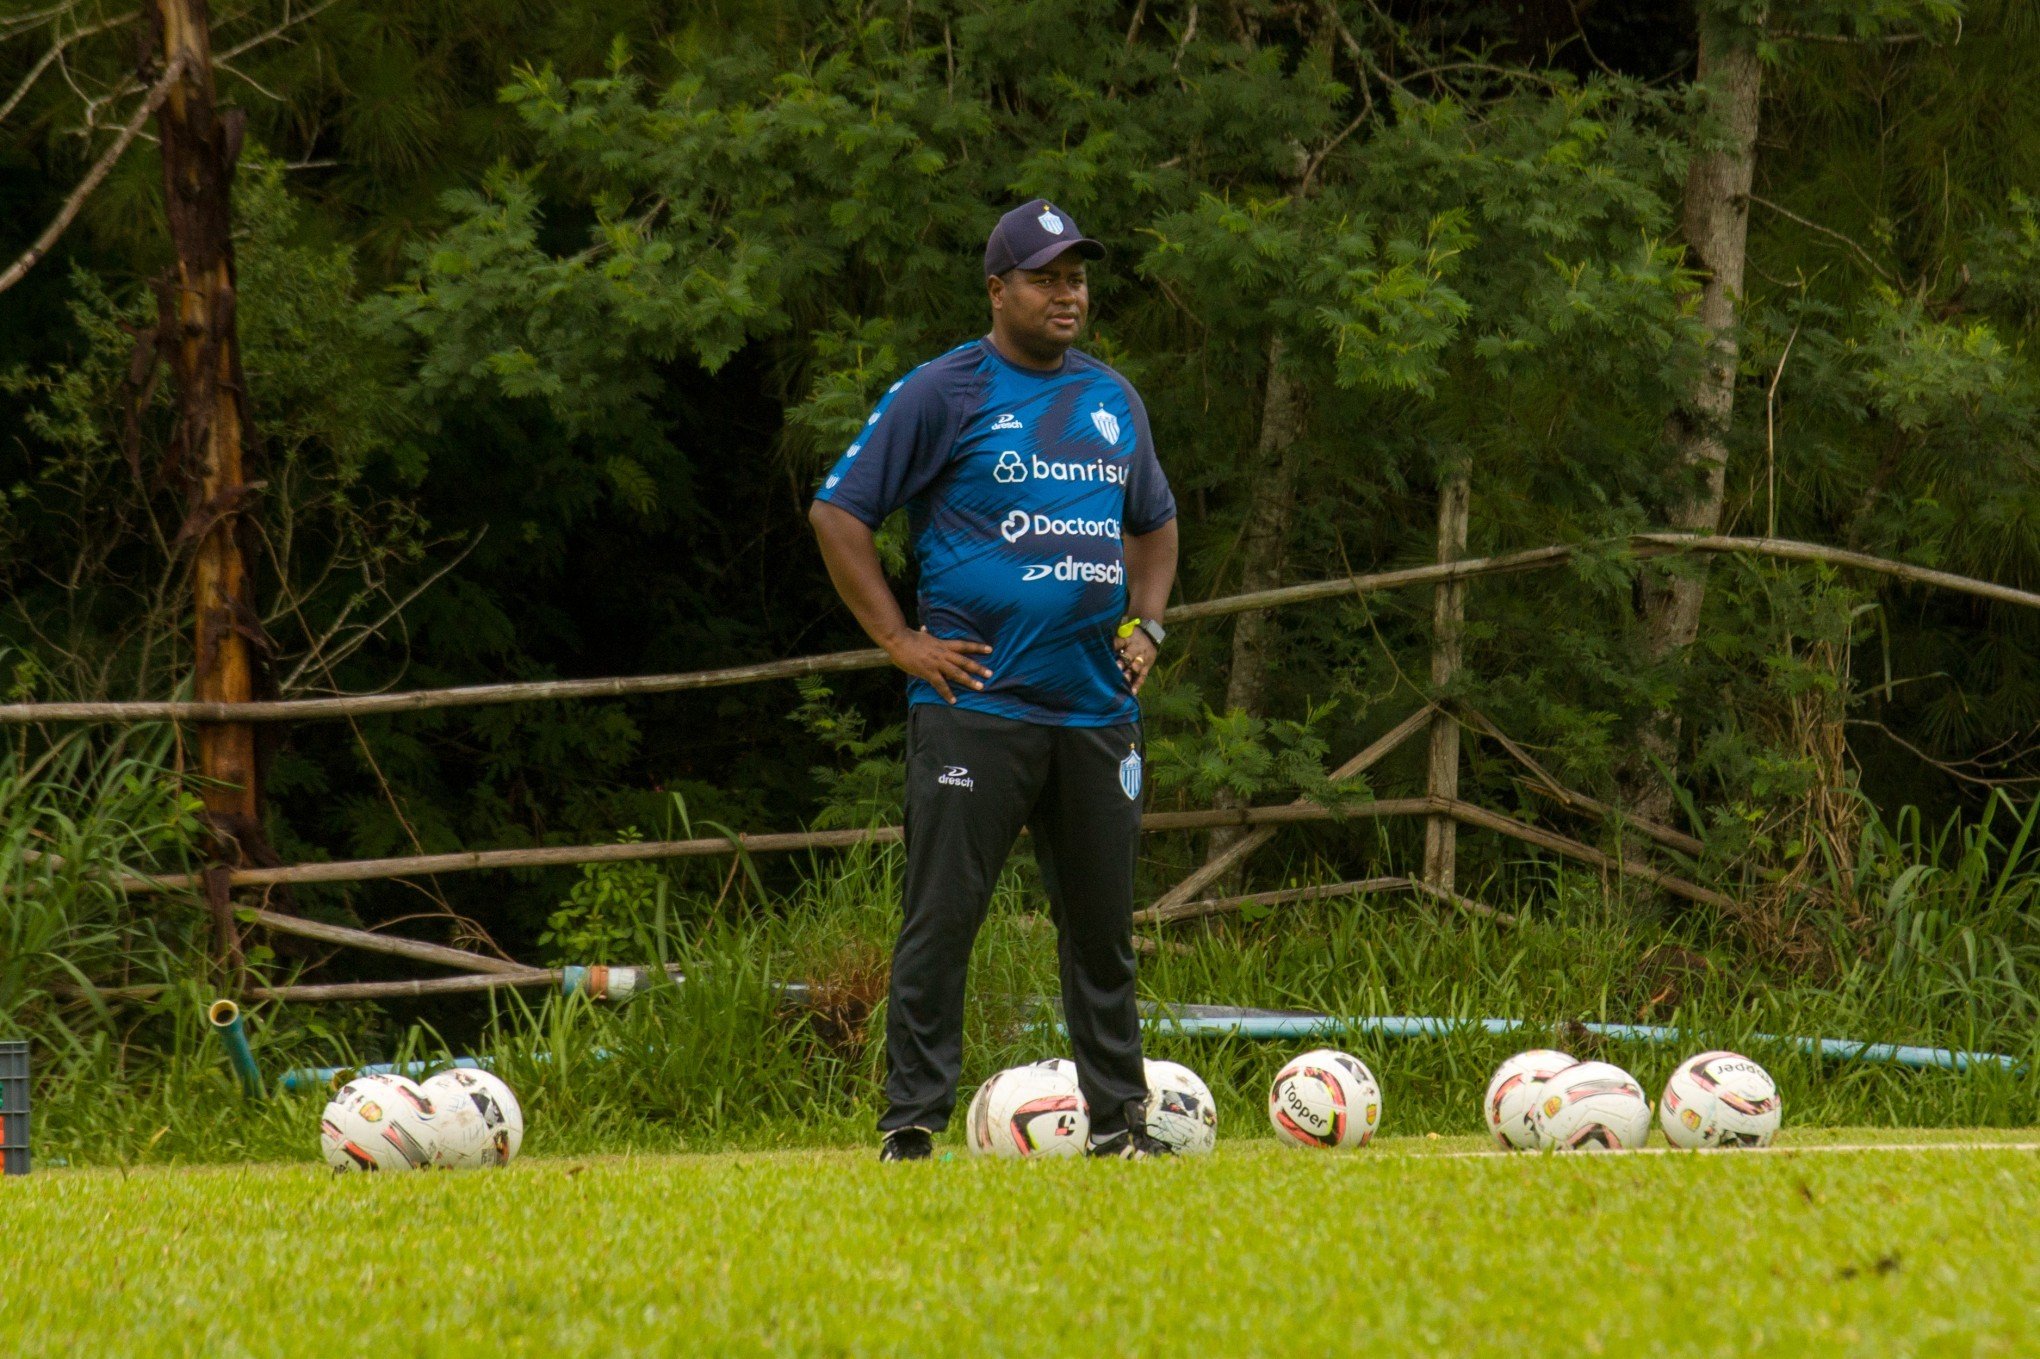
[984,198,1105,277]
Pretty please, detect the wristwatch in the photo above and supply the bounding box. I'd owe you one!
[1116,616,1166,648]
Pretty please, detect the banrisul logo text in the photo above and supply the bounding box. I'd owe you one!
[1021,557,1125,584]
[988,452,1126,487]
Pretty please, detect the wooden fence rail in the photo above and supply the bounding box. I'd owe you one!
[4,534,2034,726]
[19,526,1997,998]
[110,803,1412,893]
[100,794,1729,915]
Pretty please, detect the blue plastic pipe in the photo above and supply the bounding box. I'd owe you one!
[207,999,266,1098]
[277,1049,621,1094]
[278,1007,2021,1092]
[279,1053,491,1094]
[1129,1012,2023,1074]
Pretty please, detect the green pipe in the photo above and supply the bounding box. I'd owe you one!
[208,999,265,1098]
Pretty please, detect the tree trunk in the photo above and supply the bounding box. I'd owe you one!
[154,0,269,967]
[1423,468,1470,893]
[1627,11,1763,828]
[1206,334,1309,869]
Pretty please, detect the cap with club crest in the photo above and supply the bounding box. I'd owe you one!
[983,198,1105,277]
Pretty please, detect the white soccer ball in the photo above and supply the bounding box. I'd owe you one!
[1660,1051,1782,1149]
[1483,1049,1575,1151]
[967,1064,1089,1158]
[421,1067,525,1168]
[1268,1048,1382,1149]
[1031,1057,1080,1086]
[1143,1058,1218,1155]
[1531,1061,1653,1152]
[320,1073,441,1172]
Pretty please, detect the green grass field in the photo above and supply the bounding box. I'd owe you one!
[4,1130,2036,1358]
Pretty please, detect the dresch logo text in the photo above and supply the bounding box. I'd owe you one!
[1020,557,1125,584]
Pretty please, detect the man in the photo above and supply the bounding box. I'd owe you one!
[809,198,1181,1161]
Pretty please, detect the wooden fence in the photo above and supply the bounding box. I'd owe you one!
[12,529,2037,1002]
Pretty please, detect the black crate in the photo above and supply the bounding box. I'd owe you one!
[1,1040,27,1176]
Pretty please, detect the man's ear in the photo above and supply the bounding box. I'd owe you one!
[986,273,1004,313]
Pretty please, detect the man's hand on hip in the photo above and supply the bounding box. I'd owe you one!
[1114,630,1158,695]
[885,627,994,704]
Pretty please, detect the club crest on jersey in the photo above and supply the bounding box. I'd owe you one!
[1039,209,1065,235]
[1090,405,1121,445]
[1118,748,1142,801]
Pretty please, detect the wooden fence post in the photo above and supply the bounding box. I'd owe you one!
[1423,466,1470,894]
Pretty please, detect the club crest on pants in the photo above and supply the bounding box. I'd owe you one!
[1118,747,1142,800]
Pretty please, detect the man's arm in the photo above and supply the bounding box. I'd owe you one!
[1115,517,1178,696]
[808,501,993,704]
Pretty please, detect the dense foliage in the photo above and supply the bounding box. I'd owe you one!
[4,0,2040,1006]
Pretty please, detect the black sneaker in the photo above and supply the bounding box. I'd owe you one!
[879,1126,934,1162]
[1087,1100,1175,1160]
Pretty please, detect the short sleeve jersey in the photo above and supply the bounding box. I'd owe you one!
[813,338,1176,727]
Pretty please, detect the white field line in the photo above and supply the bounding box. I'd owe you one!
[1428,1140,2040,1160]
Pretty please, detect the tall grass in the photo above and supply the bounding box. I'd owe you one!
[1,726,209,1045]
[14,786,2040,1165]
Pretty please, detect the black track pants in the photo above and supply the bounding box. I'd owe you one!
[880,703,1148,1135]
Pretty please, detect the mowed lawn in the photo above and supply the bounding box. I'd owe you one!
[4,1130,2036,1358]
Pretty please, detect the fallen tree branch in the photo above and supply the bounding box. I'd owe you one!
[1514,777,1706,856]
[1136,873,1514,927]
[1439,799,1741,916]
[17,843,535,961]
[1138,876,1406,925]
[1403,874,1515,923]
[230,902,539,976]
[1452,704,1706,857]
[1144,704,1433,917]
[248,970,555,1001]
[60,969,556,1003]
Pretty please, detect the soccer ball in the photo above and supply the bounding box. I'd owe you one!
[320,1073,441,1172]
[967,1064,1089,1158]
[1660,1051,1782,1149]
[1031,1057,1080,1086]
[1483,1049,1574,1151]
[1143,1058,1218,1155]
[1531,1061,1652,1152]
[1268,1049,1382,1149]
[421,1067,525,1168]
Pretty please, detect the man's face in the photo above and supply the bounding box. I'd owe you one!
[990,252,1089,351]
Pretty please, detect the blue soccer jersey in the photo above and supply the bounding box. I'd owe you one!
[813,338,1177,726]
